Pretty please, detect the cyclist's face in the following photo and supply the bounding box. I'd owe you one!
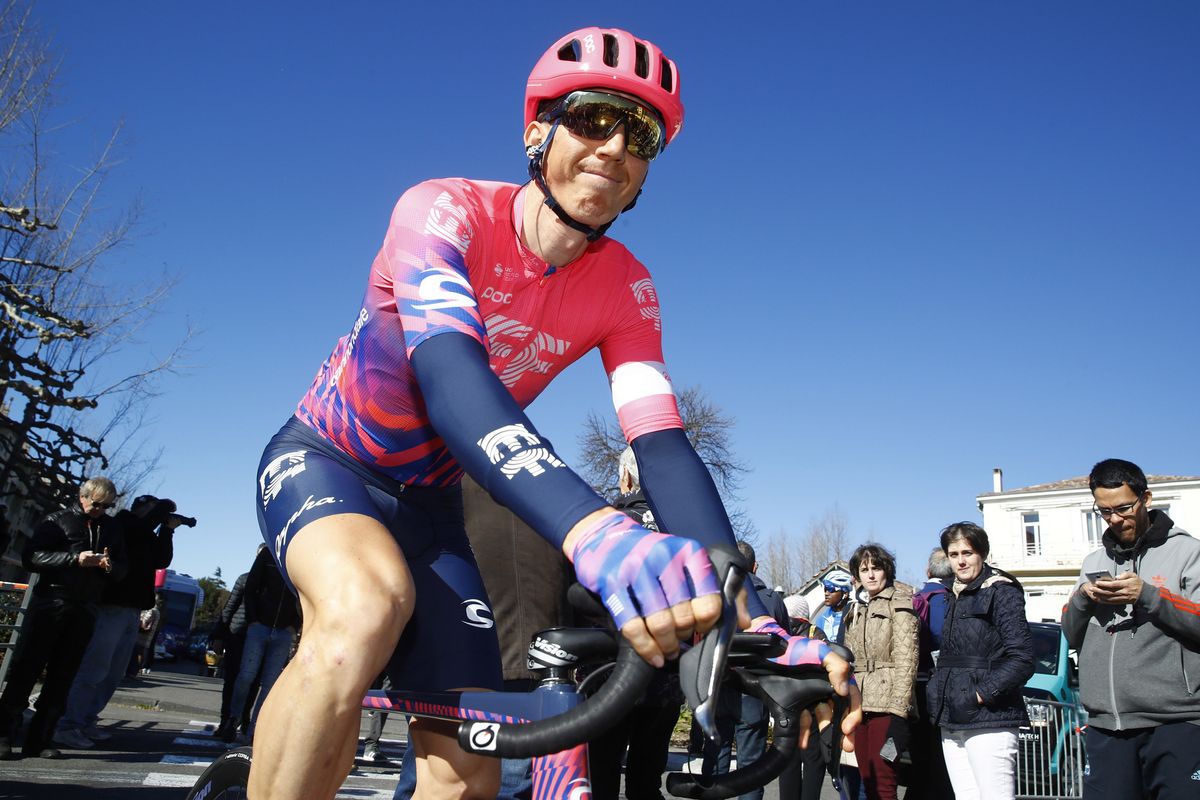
[525,114,649,228]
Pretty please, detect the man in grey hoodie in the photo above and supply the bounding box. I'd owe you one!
[1063,458,1200,798]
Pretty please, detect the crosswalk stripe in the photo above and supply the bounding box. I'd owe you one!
[161,753,214,766]
[144,772,200,787]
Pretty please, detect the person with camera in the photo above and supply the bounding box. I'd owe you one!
[55,495,191,748]
[0,477,125,759]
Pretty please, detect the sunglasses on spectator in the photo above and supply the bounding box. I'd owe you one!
[91,500,116,510]
[544,91,666,161]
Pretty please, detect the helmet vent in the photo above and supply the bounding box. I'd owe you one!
[634,42,649,78]
[602,34,619,67]
[659,58,674,92]
[558,40,581,62]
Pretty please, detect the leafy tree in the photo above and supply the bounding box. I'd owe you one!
[576,385,755,538]
[195,569,229,632]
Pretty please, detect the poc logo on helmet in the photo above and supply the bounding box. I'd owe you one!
[477,424,565,478]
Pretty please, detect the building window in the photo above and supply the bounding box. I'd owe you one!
[1023,512,1041,555]
[1084,511,1105,549]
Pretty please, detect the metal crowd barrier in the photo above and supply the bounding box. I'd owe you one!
[1016,696,1087,799]
[0,575,36,690]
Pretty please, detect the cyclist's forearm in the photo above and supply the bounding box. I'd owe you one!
[411,331,607,548]
[630,428,769,620]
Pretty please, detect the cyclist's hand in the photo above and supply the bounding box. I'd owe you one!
[747,617,863,752]
[566,509,722,667]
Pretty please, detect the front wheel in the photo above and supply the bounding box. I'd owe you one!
[186,746,252,800]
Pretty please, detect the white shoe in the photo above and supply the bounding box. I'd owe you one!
[53,729,95,749]
[82,725,112,741]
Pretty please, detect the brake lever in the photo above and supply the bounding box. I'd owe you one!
[679,546,744,742]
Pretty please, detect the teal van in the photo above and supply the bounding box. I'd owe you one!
[1018,622,1087,795]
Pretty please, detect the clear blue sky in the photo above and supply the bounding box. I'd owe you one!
[33,2,1200,586]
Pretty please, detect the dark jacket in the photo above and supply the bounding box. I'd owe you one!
[614,490,658,532]
[461,476,571,681]
[214,571,250,640]
[243,549,300,631]
[749,571,789,628]
[928,564,1034,730]
[23,503,127,610]
[101,509,173,610]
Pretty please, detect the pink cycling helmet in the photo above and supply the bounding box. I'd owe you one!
[525,27,684,146]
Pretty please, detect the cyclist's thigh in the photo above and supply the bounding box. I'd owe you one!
[384,486,503,692]
[256,438,409,607]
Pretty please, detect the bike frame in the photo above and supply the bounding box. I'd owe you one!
[362,680,592,800]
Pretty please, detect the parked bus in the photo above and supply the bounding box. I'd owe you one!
[155,569,204,658]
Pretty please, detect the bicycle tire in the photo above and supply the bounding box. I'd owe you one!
[185,746,253,800]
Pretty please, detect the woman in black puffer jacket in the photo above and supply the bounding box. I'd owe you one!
[927,522,1033,800]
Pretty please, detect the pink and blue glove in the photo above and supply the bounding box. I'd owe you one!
[748,618,833,667]
[570,510,722,630]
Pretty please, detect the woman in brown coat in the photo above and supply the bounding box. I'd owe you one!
[843,543,919,800]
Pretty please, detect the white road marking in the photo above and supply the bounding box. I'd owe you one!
[144,772,200,787]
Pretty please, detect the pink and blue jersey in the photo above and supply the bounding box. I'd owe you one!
[295,178,683,485]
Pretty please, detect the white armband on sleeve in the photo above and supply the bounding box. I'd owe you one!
[609,361,684,441]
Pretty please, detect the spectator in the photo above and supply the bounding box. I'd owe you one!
[56,495,180,748]
[211,551,260,741]
[813,569,854,645]
[909,547,954,800]
[392,474,573,800]
[0,477,125,759]
[843,543,918,800]
[783,594,819,638]
[701,540,789,800]
[221,545,301,741]
[1063,458,1200,799]
[927,522,1032,800]
[129,594,161,676]
[360,672,393,764]
[778,592,827,800]
[589,447,685,800]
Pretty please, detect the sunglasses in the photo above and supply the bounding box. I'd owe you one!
[546,91,666,161]
[92,500,116,510]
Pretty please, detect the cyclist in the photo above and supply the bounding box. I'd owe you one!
[251,27,861,800]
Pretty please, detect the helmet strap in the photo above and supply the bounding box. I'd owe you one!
[527,121,630,243]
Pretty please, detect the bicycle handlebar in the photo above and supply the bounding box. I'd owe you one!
[668,660,837,800]
[456,635,654,758]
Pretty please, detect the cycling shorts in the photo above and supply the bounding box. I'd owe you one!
[256,417,502,692]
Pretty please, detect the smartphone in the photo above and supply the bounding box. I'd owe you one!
[1086,570,1113,583]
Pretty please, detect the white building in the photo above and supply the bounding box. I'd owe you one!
[977,469,1200,623]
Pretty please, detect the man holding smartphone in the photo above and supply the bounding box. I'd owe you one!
[1063,458,1200,798]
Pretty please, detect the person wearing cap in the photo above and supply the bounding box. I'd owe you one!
[247,27,859,800]
[55,495,182,748]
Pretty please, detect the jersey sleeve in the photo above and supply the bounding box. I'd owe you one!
[377,180,488,356]
[598,262,684,441]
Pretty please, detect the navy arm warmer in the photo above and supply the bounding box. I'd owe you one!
[631,428,769,620]
[410,332,607,549]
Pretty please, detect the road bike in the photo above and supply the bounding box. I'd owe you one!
[185,590,848,800]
